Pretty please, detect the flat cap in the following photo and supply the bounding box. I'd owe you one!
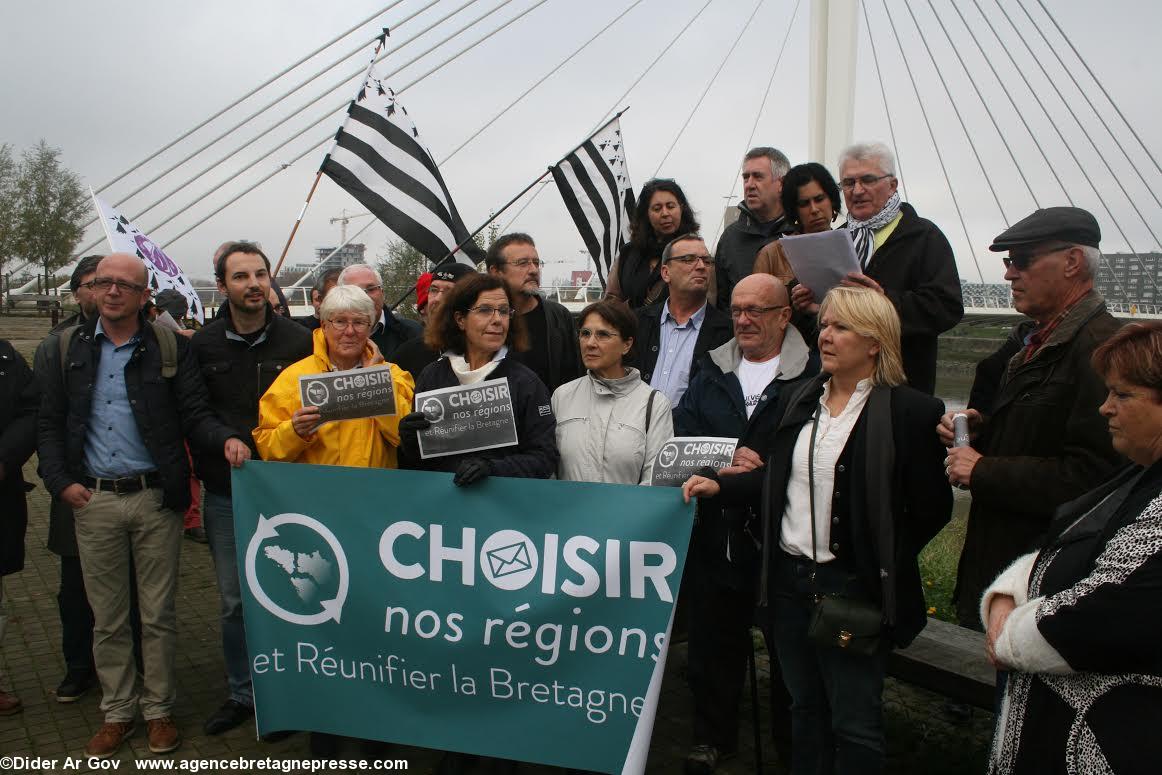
[989,206,1101,252]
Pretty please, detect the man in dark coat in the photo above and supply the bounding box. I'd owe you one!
[792,142,963,394]
[190,241,312,736]
[38,253,247,758]
[295,267,340,331]
[486,233,582,392]
[34,253,117,705]
[942,207,1123,628]
[337,262,421,361]
[0,339,38,716]
[673,275,818,774]
[714,147,795,308]
[632,234,733,408]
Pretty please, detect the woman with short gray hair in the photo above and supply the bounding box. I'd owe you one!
[254,285,414,468]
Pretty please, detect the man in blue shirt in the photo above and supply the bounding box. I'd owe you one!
[633,234,732,407]
[38,253,247,760]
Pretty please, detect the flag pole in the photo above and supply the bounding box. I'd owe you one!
[387,106,630,312]
[387,169,554,312]
[272,169,324,277]
[272,28,392,278]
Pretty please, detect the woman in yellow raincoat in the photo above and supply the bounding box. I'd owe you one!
[253,284,414,468]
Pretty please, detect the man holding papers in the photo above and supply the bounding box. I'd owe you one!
[790,142,962,394]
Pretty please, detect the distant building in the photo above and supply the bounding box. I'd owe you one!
[571,270,593,286]
[1096,252,1162,307]
[288,244,367,277]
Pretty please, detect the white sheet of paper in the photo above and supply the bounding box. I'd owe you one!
[778,229,861,299]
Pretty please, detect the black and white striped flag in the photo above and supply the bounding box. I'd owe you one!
[321,37,482,267]
[551,117,634,288]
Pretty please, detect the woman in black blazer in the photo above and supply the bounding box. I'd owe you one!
[684,286,952,775]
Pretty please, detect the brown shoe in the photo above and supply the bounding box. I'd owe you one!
[85,721,135,759]
[0,689,22,715]
[147,716,181,754]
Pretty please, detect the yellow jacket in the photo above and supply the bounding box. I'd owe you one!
[253,327,415,468]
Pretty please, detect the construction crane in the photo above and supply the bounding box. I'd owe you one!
[329,209,374,244]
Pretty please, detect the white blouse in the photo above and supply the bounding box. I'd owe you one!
[779,378,873,562]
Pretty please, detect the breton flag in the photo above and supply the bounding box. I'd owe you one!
[551,116,635,289]
[320,35,483,267]
[91,191,204,323]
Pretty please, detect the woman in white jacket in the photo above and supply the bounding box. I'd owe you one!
[552,299,672,484]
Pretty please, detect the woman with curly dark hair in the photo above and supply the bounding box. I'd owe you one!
[605,178,701,309]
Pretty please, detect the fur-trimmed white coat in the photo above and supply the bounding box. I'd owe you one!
[981,462,1162,775]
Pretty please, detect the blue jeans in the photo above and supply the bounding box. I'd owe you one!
[203,490,252,706]
[772,552,889,775]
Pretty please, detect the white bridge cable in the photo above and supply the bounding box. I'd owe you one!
[862,0,908,203]
[1034,0,1162,180]
[92,0,408,199]
[993,0,1162,253]
[711,0,802,246]
[122,0,499,233]
[874,0,984,283]
[29,0,495,277]
[111,0,521,249]
[951,0,1072,201]
[926,0,1038,210]
[589,0,717,135]
[652,0,766,177]
[1015,0,1162,221]
[953,0,1129,302]
[158,0,554,251]
[502,0,720,233]
[439,0,646,165]
[116,0,458,222]
[900,0,1008,227]
[976,0,1157,296]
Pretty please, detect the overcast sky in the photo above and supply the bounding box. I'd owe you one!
[2,0,1159,289]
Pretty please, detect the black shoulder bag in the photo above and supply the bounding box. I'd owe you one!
[804,406,884,655]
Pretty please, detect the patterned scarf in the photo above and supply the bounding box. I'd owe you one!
[846,191,902,270]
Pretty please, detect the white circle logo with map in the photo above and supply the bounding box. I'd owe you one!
[658,442,679,469]
[244,512,350,625]
[305,381,329,406]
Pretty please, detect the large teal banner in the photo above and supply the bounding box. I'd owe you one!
[232,461,694,773]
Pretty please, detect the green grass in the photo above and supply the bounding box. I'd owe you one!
[919,495,972,624]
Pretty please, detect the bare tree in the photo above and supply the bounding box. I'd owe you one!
[16,140,89,293]
[376,238,428,322]
[0,144,17,301]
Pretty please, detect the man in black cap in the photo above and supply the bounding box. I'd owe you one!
[938,206,1123,628]
[392,262,474,379]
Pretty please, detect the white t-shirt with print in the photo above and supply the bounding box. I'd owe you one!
[737,354,780,418]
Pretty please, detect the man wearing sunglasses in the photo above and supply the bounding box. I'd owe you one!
[633,234,733,407]
[938,207,1121,632]
[37,253,248,759]
[792,141,963,395]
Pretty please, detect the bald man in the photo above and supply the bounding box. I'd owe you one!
[674,273,820,772]
[37,253,247,759]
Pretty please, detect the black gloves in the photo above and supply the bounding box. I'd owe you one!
[398,411,431,460]
[453,457,491,487]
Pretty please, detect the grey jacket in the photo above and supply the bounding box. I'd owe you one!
[551,368,673,485]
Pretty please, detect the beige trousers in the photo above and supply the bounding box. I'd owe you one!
[74,487,182,722]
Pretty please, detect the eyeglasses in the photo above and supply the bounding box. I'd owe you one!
[504,259,544,269]
[729,305,786,320]
[325,318,371,332]
[468,304,514,318]
[839,174,894,190]
[579,328,619,342]
[91,277,146,293]
[356,284,383,294]
[1002,245,1074,271]
[666,254,715,266]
